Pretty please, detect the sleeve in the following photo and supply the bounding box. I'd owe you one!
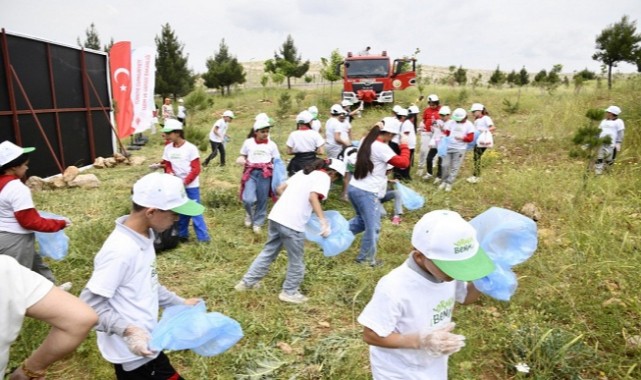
[162,160,173,174]
[485,116,494,128]
[285,133,295,148]
[311,172,331,200]
[616,120,625,143]
[387,144,411,168]
[454,281,468,304]
[85,248,130,299]
[315,132,325,147]
[1,255,53,313]
[271,142,281,160]
[462,132,475,143]
[240,140,249,156]
[79,288,129,336]
[357,280,403,338]
[6,181,36,212]
[158,285,185,309]
[14,208,66,232]
[183,159,201,186]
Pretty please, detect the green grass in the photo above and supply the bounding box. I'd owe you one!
[7,78,641,379]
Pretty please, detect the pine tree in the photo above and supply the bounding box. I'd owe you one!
[488,65,506,87]
[517,67,530,86]
[77,23,101,50]
[155,23,193,99]
[103,38,114,53]
[593,15,641,89]
[320,49,343,90]
[453,66,467,86]
[202,39,247,96]
[264,35,310,89]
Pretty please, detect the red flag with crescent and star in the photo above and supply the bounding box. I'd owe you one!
[109,41,135,139]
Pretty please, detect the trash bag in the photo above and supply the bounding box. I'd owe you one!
[472,264,518,301]
[467,130,481,150]
[437,136,450,157]
[35,212,70,261]
[476,130,494,148]
[469,207,538,266]
[153,221,180,253]
[394,182,425,211]
[305,210,355,257]
[150,302,243,357]
[271,158,287,194]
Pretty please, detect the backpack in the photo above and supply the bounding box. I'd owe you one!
[153,221,180,253]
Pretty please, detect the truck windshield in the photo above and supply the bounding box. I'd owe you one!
[345,59,389,78]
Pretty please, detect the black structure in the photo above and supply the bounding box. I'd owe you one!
[0,29,114,178]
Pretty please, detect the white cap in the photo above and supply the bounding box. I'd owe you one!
[341,99,353,107]
[0,141,35,167]
[470,103,484,112]
[327,158,346,176]
[223,110,235,118]
[253,118,272,131]
[605,105,621,115]
[439,106,452,116]
[255,113,269,122]
[296,110,314,124]
[427,94,439,102]
[451,108,467,122]
[132,173,204,216]
[392,105,403,114]
[308,106,319,116]
[380,117,401,134]
[342,146,358,167]
[396,108,408,117]
[178,98,184,103]
[408,105,420,114]
[411,210,494,281]
[330,104,345,115]
[161,119,183,133]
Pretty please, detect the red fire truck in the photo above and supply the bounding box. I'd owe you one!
[338,51,416,104]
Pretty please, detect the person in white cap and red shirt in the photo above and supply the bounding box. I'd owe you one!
[358,209,495,380]
[80,172,204,380]
[0,141,71,285]
[204,110,235,167]
[595,105,625,175]
[161,121,210,243]
[467,103,496,184]
[285,110,325,176]
[418,94,441,177]
[235,158,345,304]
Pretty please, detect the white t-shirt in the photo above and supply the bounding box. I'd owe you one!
[209,118,228,142]
[474,115,494,132]
[389,118,403,144]
[430,119,446,147]
[325,117,346,145]
[240,138,280,164]
[177,105,186,119]
[444,120,474,151]
[311,119,322,133]
[162,141,201,188]
[358,260,467,380]
[286,130,325,153]
[0,255,53,375]
[599,118,625,147]
[350,140,396,197]
[269,170,330,232]
[0,179,36,234]
[401,120,417,149]
[85,216,161,364]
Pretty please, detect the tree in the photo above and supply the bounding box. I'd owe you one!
[264,35,310,89]
[489,65,506,87]
[77,23,101,50]
[103,38,114,53]
[202,39,246,96]
[592,15,641,89]
[453,66,467,86]
[155,23,193,99]
[506,70,518,87]
[320,49,343,89]
[517,67,530,87]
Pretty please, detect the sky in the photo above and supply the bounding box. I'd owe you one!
[2,0,640,75]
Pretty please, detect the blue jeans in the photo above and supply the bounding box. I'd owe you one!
[242,169,271,227]
[242,220,306,294]
[348,185,381,264]
[178,187,210,242]
[380,189,403,216]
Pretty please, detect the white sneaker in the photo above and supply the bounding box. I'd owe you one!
[466,176,479,184]
[244,213,252,228]
[433,177,442,185]
[445,184,452,192]
[438,182,446,190]
[58,282,73,292]
[278,291,309,304]
[422,173,433,180]
[252,225,262,234]
[234,280,261,291]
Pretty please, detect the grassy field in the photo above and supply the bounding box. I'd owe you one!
[7,77,641,379]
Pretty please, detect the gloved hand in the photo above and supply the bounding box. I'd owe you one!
[419,322,466,357]
[319,218,331,237]
[615,143,621,151]
[123,325,154,357]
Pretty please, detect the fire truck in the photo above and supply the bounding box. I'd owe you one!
[338,51,416,104]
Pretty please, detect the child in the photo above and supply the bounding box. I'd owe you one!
[380,166,404,225]
[204,110,234,167]
[358,210,495,380]
[467,103,496,184]
[80,173,204,380]
[325,104,350,159]
[240,115,281,233]
[176,98,187,126]
[440,108,475,192]
[595,105,625,175]
[308,106,322,133]
[235,158,345,304]
[418,94,441,177]
[285,110,325,176]
[425,106,451,182]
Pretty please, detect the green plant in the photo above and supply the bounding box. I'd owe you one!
[276,92,292,120]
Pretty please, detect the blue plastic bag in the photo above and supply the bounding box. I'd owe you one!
[437,136,450,157]
[467,130,481,150]
[394,182,425,211]
[271,158,287,194]
[151,302,243,357]
[473,263,518,301]
[305,210,355,257]
[35,212,69,261]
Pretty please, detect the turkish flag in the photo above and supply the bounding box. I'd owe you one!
[109,41,134,139]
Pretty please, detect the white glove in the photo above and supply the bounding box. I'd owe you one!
[319,219,331,237]
[615,143,621,151]
[123,325,154,357]
[419,322,466,357]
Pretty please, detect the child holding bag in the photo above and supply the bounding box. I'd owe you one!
[467,103,496,184]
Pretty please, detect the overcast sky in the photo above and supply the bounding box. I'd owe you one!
[2,0,640,75]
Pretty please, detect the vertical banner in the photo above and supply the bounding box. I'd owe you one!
[131,46,156,133]
[109,41,134,139]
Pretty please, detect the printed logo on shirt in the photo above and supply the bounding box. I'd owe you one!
[454,237,474,254]
[432,298,455,325]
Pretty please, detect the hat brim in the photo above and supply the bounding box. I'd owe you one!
[23,147,35,154]
[432,246,495,281]
[171,199,205,216]
[161,127,182,133]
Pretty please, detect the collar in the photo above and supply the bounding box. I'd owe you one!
[405,252,443,283]
[114,215,154,250]
[172,140,186,148]
[254,137,269,144]
[298,126,311,131]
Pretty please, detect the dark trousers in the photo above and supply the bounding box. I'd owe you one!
[114,352,184,380]
[204,141,225,166]
[473,146,487,177]
[426,148,442,177]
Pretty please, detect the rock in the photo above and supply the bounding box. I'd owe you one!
[317,321,330,328]
[626,335,641,350]
[25,176,46,191]
[50,177,67,189]
[276,341,293,354]
[128,156,146,166]
[93,157,106,169]
[114,152,127,163]
[520,202,541,221]
[68,174,100,189]
[62,166,80,183]
[104,157,117,168]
